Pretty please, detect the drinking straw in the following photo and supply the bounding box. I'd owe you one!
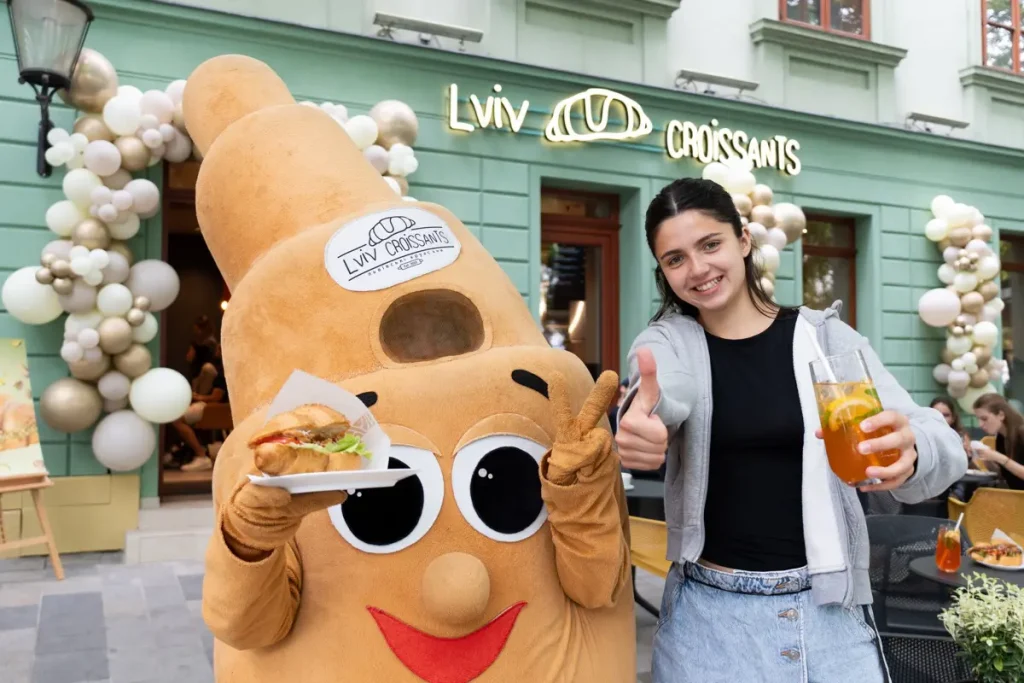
[953,511,964,534]
[804,325,838,383]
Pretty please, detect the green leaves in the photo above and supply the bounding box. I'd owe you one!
[939,573,1024,683]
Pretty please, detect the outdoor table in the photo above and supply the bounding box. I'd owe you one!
[625,478,665,521]
[908,555,1024,589]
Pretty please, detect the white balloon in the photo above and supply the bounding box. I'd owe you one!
[96,283,134,316]
[117,85,144,102]
[141,128,164,149]
[45,146,67,167]
[961,351,977,366]
[363,145,389,174]
[97,204,119,223]
[947,369,971,389]
[89,249,110,269]
[165,79,187,106]
[45,200,85,237]
[124,260,180,311]
[724,168,757,195]
[965,239,991,256]
[111,190,134,212]
[70,256,93,276]
[942,246,960,265]
[47,128,70,146]
[77,327,100,349]
[757,244,781,273]
[764,227,788,251]
[103,95,143,137]
[137,113,159,131]
[69,245,89,261]
[402,155,419,176]
[965,363,979,375]
[948,203,974,228]
[139,90,175,125]
[747,222,767,245]
[92,410,156,472]
[917,288,961,327]
[69,133,88,153]
[102,252,131,285]
[90,186,113,207]
[701,162,730,187]
[124,179,160,215]
[129,368,192,423]
[132,312,158,343]
[947,335,973,356]
[953,272,979,293]
[158,123,176,143]
[107,212,140,240]
[97,371,131,401]
[937,264,956,285]
[83,346,103,362]
[933,363,952,384]
[972,320,999,347]
[924,218,949,242]
[83,140,122,177]
[2,267,63,325]
[63,168,103,207]
[83,269,104,286]
[162,131,192,163]
[60,341,84,363]
[65,310,103,335]
[389,143,414,159]
[976,256,1000,281]
[951,358,965,372]
[344,115,379,150]
[383,176,402,195]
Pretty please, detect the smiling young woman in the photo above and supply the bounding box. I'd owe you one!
[614,177,967,683]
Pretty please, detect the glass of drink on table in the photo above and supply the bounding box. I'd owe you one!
[935,522,962,574]
[810,350,901,487]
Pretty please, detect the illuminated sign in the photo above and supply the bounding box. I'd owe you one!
[446,83,802,176]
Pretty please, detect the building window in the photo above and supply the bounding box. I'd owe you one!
[802,215,857,327]
[983,0,1023,72]
[781,0,870,39]
[1001,234,1024,402]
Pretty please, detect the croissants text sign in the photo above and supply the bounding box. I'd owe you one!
[446,84,803,176]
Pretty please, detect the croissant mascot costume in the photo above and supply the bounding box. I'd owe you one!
[182,55,636,683]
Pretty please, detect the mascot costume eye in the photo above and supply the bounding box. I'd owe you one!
[183,54,636,683]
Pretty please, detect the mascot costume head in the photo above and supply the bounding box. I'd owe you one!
[183,54,636,683]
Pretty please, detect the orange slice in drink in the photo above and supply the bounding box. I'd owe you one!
[826,395,879,432]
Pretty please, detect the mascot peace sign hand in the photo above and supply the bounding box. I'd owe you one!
[544,371,621,482]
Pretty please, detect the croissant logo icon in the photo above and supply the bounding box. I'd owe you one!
[545,88,653,143]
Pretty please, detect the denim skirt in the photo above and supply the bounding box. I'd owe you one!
[651,562,890,683]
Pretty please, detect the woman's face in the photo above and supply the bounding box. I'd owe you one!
[974,407,1004,435]
[653,210,751,317]
[933,402,955,427]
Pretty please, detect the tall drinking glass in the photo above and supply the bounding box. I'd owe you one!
[810,350,901,487]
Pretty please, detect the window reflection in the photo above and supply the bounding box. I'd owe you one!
[802,217,857,327]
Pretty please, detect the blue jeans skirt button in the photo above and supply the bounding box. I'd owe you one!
[781,649,801,662]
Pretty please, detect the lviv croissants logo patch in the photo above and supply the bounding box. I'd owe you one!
[544,88,653,143]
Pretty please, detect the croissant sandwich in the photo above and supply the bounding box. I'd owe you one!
[968,541,1023,568]
[249,403,370,474]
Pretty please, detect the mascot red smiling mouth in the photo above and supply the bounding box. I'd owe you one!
[183,54,637,683]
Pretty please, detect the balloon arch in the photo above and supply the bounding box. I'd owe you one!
[0,48,422,471]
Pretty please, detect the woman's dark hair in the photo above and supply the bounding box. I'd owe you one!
[645,177,778,322]
[930,396,964,434]
[973,392,1024,465]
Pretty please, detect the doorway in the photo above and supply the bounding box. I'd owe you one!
[158,161,231,498]
[539,189,621,377]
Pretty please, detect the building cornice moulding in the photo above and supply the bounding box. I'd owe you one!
[960,66,1024,100]
[577,0,680,19]
[749,18,907,69]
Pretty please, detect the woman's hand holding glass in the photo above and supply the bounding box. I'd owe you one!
[815,410,918,491]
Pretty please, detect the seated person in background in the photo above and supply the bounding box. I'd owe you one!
[972,393,1024,491]
[165,331,229,472]
[931,397,972,460]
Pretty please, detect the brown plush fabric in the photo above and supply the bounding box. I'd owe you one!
[186,55,636,683]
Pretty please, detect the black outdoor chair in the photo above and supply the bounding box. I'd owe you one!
[881,634,972,683]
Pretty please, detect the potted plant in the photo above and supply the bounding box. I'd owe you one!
[939,573,1024,683]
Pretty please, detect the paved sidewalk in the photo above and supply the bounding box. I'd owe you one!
[0,553,664,683]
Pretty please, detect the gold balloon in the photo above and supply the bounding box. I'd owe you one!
[134,296,151,312]
[52,278,74,295]
[774,203,807,244]
[369,100,419,148]
[960,291,985,315]
[731,193,752,217]
[750,204,775,229]
[58,48,119,114]
[391,175,409,196]
[973,346,992,368]
[941,347,956,365]
[979,280,1000,302]
[108,241,134,265]
[73,114,115,143]
[126,308,145,327]
[115,136,150,172]
[970,369,990,388]
[69,353,111,382]
[35,268,54,285]
[41,253,56,268]
[50,259,72,278]
[948,226,972,247]
[740,217,748,227]
[72,219,112,250]
[98,317,134,355]
[39,378,103,433]
[114,344,152,379]
[938,238,952,252]
[751,184,774,207]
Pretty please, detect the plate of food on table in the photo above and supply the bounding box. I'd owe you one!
[967,529,1024,571]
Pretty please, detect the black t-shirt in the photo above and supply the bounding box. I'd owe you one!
[701,311,808,571]
[995,434,1024,491]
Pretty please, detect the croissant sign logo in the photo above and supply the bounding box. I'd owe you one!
[446,83,802,176]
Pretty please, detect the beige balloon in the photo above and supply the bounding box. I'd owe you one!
[52,278,74,295]
[969,369,990,388]
[108,241,134,265]
[73,114,115,143]
[116,136,150,172]
[98,317,134,355]
[57,48,119,114]
[391,175,409,196]
[125,308,145,326]
[937,238,952,252]
[972,345,992,369]
[750,204,775,229]
[979,280,1000,302]
[72,219,112,250]
[751,184,774,207]
[35,268,54,285]
[960,291,985,315]
[948,226,972,247]
[114,344,152,379]
[134,296,150,311]
[50,259,72,278]
[972,224,994,242]
[732,193,753,217]
[369,100,419,148]
[941,347,956,365]
[69,353,111,382]
[773,202,807,244]
[39,378,103,433]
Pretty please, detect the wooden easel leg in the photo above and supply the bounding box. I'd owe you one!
[30,489,63,581]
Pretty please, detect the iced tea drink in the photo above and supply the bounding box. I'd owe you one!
[935,525,962,573]
[811,351,901,487]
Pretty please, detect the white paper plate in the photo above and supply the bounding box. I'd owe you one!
[969,529,1024,572]
[966,469,998,477]
[248,468,419,495]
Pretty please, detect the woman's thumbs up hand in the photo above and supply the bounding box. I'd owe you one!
[614,348,669,471]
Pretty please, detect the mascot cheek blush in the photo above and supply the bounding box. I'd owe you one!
[183,54,636,683]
